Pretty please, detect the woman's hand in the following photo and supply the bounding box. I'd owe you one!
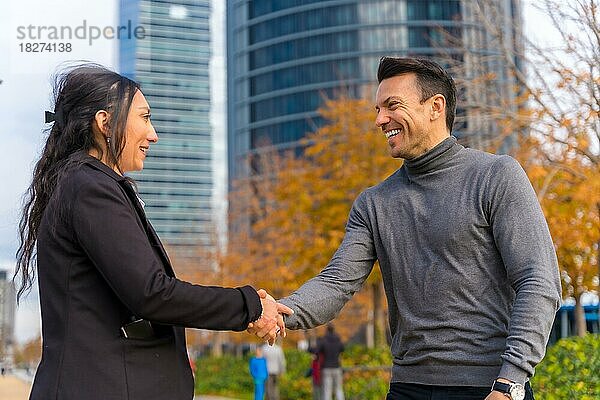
[247,289,294,345]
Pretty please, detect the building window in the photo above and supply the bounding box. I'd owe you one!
[249,4,358,44]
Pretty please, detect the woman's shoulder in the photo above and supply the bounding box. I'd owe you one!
[63,156,123,188]
[56,157,128,207]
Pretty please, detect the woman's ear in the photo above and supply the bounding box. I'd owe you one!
[93,110,110,138]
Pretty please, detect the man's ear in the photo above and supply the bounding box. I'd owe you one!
[93,110,110,137]
[430,94,446,122]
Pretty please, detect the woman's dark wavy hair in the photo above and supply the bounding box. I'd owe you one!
[14,63,140,302]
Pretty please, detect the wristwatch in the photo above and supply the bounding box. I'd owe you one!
[491,379,525,400]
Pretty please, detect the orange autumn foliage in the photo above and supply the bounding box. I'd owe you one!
[226,97,398,343]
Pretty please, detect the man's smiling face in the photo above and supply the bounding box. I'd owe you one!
[375,73,435,160]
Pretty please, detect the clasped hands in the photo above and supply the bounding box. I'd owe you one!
[247,289,293,345]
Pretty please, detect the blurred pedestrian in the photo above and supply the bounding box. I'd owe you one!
[262,340,286,400]
[14,63,291,400]
[318,325,345,400]
[189,356,197,378]
[310,351,323,400]
[250,347,268,400]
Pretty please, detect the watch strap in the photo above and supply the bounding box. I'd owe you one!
[492,380,512,396]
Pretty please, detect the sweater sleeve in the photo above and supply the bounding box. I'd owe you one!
[486,156,561,383]
[279,192,377,329]
[71,176,262,331]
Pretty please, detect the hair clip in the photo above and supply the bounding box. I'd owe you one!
[45,106,65,126]
[45,111,56,123]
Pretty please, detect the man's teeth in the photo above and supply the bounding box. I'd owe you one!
[385,129,401,138]
[140,147,147,153]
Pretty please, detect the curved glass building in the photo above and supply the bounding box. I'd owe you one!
[227,0,523,184]
[120,0,213,261]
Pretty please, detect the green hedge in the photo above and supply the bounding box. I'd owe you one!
[531,334,600,399]
[196,336,600,399]
[195,354,253,399]
[341,345,392,399]
[195,345,391,400]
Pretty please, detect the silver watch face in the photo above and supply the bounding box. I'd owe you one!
[510,384,526,400]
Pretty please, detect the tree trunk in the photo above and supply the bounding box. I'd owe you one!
[574,294,588,337]
[366,308,374,349]
[373,280,386,348]
[211,331,224,357]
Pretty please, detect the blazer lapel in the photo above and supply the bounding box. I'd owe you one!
[119,181,177,278]
[146,221,176,278]
[83,157,177,278]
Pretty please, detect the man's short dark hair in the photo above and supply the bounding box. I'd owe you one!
[377,56,457,133]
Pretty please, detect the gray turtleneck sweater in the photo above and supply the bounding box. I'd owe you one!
[279,136,561,387]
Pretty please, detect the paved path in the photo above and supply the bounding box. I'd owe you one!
[0,375,31,399]
[0,373,238,400]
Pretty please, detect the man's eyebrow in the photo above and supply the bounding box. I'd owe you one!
[375,96,404,109]
[384,96,404,104]
[138,106,151,112]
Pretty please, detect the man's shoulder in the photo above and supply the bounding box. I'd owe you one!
[459,146,509,166]
[359,168,403,197]
[458,148,525,181]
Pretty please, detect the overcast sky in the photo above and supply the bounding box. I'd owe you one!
[1,0,119,343]
[0,1,560,344]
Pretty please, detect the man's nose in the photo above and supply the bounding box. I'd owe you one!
[375,110,390,128]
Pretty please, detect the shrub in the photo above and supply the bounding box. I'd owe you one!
[342,345,391,400]
[531,334,600,399]
[194,345,392,400]
[195,337,600,400]
[279,349,312,400]
[195,354,253,400]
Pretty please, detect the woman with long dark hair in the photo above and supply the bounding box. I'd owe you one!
[15,64,291,400]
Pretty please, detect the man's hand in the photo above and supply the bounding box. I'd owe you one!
[484,391,509,400]
[486,377,522,400]
[247,289,294,345]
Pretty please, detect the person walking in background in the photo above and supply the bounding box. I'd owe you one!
[249,347,268,400]
[262,340,286,400]
[309,348,323,400]
[318,325,345,400]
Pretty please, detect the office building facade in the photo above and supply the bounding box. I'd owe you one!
[227,0,523,185]
[0,270,16,360]
[120,0,214,261]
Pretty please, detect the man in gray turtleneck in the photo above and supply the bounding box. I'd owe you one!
[266,57,561,400]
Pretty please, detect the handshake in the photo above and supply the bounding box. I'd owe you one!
[248,289,294,345]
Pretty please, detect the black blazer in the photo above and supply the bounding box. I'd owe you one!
[30,156,262,400]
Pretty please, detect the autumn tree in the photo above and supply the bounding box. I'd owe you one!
[168,228,237,356]
[226,97,398,347]
[13,335,41,368]
[223,0,598,342]
[447,0,599,335]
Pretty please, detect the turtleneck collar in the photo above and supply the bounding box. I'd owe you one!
[403,136,463,175]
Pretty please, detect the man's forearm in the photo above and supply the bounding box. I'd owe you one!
[280,257,373,329]
[279,274,356,329]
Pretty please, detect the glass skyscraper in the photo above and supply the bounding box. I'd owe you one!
[227,0,523,185]
[0,270,16,359]
[120,0,213,261]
